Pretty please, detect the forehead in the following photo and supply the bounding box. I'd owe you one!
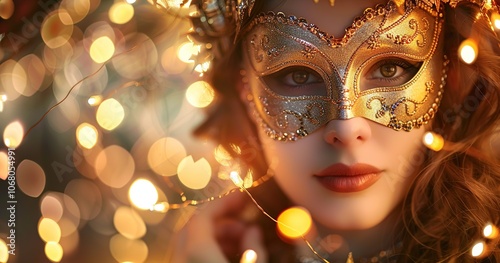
[263,0,387,37]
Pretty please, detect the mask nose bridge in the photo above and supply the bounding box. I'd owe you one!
[323,60,355,120]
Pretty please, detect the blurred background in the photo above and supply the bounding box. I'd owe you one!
[0,0,239,262]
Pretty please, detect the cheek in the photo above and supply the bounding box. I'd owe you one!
[375,126,429,192]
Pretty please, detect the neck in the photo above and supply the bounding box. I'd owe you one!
[301,208,403,262]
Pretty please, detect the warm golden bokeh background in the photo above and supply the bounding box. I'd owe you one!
[0,1,237,262]
[1,1,500,262]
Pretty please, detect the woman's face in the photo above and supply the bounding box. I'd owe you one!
[241,0,446,230]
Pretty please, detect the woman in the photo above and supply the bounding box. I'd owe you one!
[167,0,500,262]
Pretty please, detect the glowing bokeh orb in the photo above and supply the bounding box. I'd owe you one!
[0,238,8,263]
[40,194,64,222]
[471,241,485,257]
[38,218,62,243]
[241,249,258,263]
[109,2,134,24]
[177,156,212,190]
[422,132,444,152]
[177,42,199,63]
[277,207,313,239]
[59,0,91,24]
[18,54,46,97]
[96,98,125,131]
[185,81,215,108]
[147,137,187,177]
[459,39,478,64]
[90,36,115,63]
[41,12,73,49]
[129,178,159,210]
[109,234,148,263]
[0,152,7,180]
[113,206,147,239]
[76,122,98,149]
[64,179,103,221]
[94,145,135,188]
[17,159,46,198]
[492,13,500,29]
[3,120,24,148]
[45,241,63,262]
[0,0,14,19]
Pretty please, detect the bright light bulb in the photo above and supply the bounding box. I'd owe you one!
[230,171,244,187]
[88,95,102,106]
[471,241,485,257]
[492,13,500,29]
[483,223,498,239]
[459,39,478,64]
[240,249,257,263]
[422,132,444,152]
[152,202,169,213]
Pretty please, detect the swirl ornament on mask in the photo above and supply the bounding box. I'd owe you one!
[241,1,449,141]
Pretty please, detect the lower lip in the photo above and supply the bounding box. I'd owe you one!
[315,173,381,193]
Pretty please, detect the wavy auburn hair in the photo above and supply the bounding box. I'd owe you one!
[194,1,500,262]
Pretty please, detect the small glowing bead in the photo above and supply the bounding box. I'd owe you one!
[471,241,485,257]
[459,39,478,64]
[240,249,257,263]
[483,223,499,239]
[230,171,244,188]
[423,132,444,151]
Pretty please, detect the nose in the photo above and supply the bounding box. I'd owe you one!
[323,117,372,147]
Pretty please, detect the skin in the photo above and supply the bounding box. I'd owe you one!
[250,0,438,260]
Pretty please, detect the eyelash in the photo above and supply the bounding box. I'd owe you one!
[368,59,421,83]
[277,67,323,87]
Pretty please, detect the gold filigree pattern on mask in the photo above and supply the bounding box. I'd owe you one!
[242,1,446,141]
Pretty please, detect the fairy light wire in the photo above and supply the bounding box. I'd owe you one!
[238,181,330,263]
[22,44,142,141]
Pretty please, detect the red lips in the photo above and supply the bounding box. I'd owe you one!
[314,163,382,193]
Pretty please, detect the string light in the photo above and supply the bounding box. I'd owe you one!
[87,95,103,106]
[492,12,500,29]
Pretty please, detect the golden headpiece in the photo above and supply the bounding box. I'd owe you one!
[182,0,498,63]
